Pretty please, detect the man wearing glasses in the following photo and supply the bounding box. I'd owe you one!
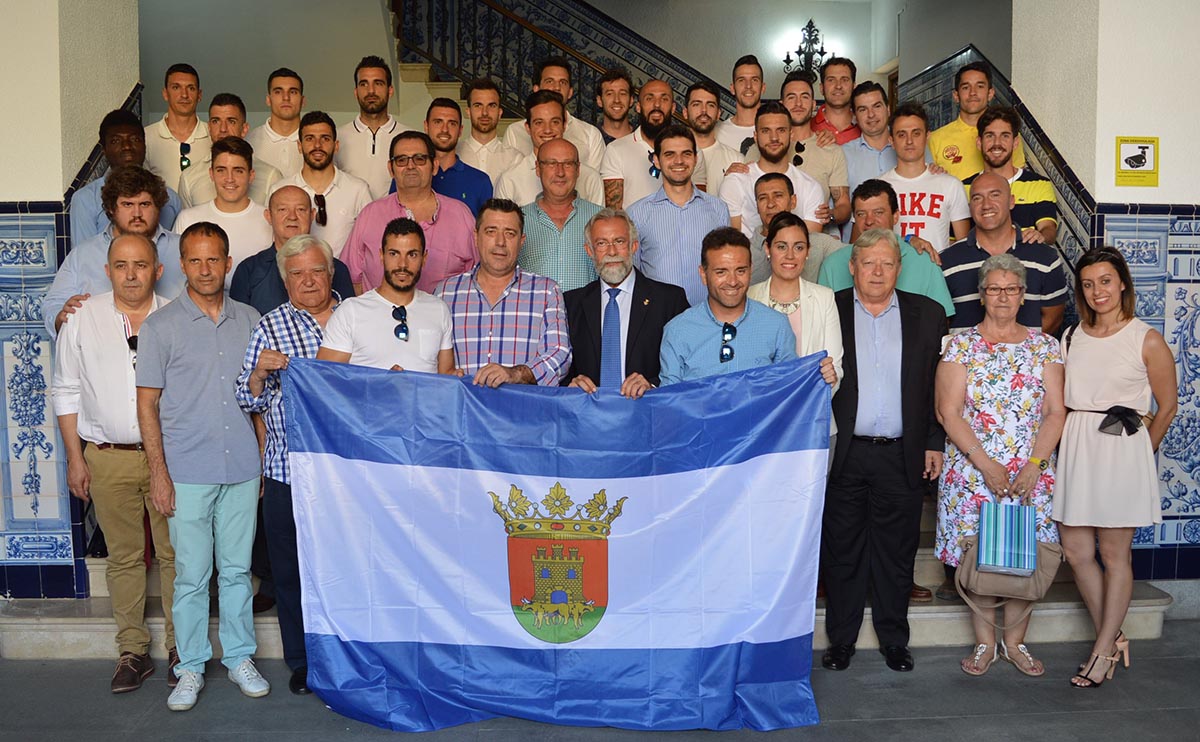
[144,63,210,191]
[52,234,178,695]
[516,138,601,292]
[659,227,800,384]
[269,111,371,259]
[495,90,604,207]
[342,131,477,295]
[318,218,455,372]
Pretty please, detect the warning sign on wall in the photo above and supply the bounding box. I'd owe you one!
[1115,136,1159,187]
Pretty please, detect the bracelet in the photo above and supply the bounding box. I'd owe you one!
[964,443,980,458]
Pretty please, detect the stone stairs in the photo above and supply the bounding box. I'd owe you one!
[396,62,522,137]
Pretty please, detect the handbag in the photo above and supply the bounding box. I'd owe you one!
[977,501,1038,576]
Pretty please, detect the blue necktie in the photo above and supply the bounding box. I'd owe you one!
[600,287,622,387]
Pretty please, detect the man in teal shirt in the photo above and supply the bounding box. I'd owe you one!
[817,179,955,320]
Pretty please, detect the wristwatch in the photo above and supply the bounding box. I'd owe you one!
[1029,457,1049,471]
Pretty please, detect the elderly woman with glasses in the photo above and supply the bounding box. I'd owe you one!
[934,253,1066,677]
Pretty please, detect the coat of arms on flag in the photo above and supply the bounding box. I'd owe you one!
[490,483,626,643]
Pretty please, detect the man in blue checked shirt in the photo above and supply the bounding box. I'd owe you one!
[235,234,340,697]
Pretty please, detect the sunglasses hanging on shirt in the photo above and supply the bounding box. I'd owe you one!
[647,151,660,178]
[792,141,805,168]
[719,322,736,363]
[393,305,409,341]
[314,193,328,227]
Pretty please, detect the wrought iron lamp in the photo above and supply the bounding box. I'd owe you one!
[782,19,830,76]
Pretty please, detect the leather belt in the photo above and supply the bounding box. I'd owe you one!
[851,435,901,445]
[93,442,144,452]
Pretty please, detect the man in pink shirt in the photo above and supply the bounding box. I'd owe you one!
[341,131,476,293]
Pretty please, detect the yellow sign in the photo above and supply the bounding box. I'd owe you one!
[1115,136,1159,187]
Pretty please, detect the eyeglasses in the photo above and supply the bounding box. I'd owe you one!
[392,305,409,341]
[126,335,138,368]
[314,194,328,227]
[982,285,1024,296]
[719,322,736,363]
[179,142,192,171]
[592,237,628,251]
[390,153,431,168]
[647,151,660,178]
[792,141,805,167]
[537,159,579,170]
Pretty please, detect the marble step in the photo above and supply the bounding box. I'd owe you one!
[0,583,1172,659]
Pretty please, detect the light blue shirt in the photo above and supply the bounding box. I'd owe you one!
[843,136,933,197]
[43,225,186,337]
[518,197,601,292]
[659,299,796,385]
[628,186,730,306]
[851,289,903,437]
[68,173,182,245]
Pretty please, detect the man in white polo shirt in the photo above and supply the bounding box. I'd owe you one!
[502,56,605,170]
[144,63,210,191]
[179,94,282,209]
[457,78,523,187]
[173,137,272,283]
[317,217,455,372]
[247,68,305,177]
[495,91,604,207]
[336,56,408,199]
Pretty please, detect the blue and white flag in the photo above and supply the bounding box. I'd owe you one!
[284,354,830,732]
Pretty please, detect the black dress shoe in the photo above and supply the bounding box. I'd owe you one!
[289,666,312,695]
[821,644,855,671]
[881,645,914,672]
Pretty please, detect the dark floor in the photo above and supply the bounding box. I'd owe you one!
[3,621,1199,741]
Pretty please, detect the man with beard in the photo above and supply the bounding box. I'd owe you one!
[247,68,306,177]
[72,110,183,242]
[780,71,850,231]
[318,218,455,372]
[270,111,371,256]
[719,102,824,244]
[342,131,477,294]
[563,208,689,397]
[503,57,605,170]
[627,125,730,306]
[929,62,1026,180]
[595,68,634,144]
[457,78,522,187]
[963,106,1057,244]
[517,139,601,292]
[685,81,741,197]
[715,55,763,156]
[336,56,409,199]
[495,91,605,206]
[144,63,210,191]
[812,57,861,145]
[601,79,706,209]
[46,166,187,337]
[424,98,492,216]
[179,94,283,209]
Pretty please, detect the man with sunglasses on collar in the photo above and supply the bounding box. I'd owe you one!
[269,111,371,259]
[318,217,455,373]
[144,63,210,191]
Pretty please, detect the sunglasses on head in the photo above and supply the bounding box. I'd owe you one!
[719,322,736,363]
[392,305,409,341]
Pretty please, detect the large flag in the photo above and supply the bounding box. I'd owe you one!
[284,354,830,732]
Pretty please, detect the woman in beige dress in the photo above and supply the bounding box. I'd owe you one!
[1055,247,1177,688]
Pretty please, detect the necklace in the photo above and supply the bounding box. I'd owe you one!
[768,295,801,315]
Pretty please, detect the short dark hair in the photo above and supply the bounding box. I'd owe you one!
[955,61,993,89]
[852,179,899,214]
[208,92,247,119]
[851,81,888,110]
[535,57,573,86]
[731,55,763,80]
[765,211,809,246]
[780,70,816,98]
[820,57,857,83]
[685,80,723,106]
[210,136,254,169]
[595,67,633,100]
[382,217,425,253]
[976,105,1021,138]
[525,90,565,120]
[653,124,696,156]
[354,55,392,87]
[476,198,525,233]
[164,63,199,88]
[701,227,752,267]
[299,111,338,138]
[180,221,230,258]
[267,67,304,93]
[755,171,794,197]
[465,77,501,102]
[754,100,791,124]
[99,109,141,143]
[389,130,435,159]
[101,166,169,217]
[425,98,462,122]
[889,101,929,130]
[1075,246,1137,325]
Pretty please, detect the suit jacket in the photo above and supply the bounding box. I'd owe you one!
[831,288,947,489]
[563,269,689,387]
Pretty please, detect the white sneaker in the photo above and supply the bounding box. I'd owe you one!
[227,658,271,697]
[167,669,204,711]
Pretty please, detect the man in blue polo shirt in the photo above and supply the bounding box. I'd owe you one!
[425,98,492,215]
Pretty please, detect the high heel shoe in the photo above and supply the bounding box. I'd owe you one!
[1078,630,1128,671]
[1071,652,1118,688]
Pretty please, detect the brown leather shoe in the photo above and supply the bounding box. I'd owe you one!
[909,583,933,603]
[167,647,180,688]
[111,652,154,693]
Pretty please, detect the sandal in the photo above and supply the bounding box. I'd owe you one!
[1078,630,1128,672]
[1000,641,1045,677]
[1071,652,1118,688]
[961,643,997,676]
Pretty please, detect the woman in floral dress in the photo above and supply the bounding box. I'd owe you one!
[934,253,1066,677]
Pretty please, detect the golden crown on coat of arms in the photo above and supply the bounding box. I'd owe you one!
[490,483,626,539]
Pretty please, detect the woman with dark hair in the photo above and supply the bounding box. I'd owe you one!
[1055,246,1177,688]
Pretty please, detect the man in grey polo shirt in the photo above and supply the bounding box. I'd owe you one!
[136,221,267,711]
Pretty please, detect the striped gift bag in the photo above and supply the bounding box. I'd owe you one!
[977,501,1038,577]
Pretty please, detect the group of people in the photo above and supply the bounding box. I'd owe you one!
[50,50,1174,717]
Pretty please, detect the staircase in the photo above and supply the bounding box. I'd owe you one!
[395,62,523,138]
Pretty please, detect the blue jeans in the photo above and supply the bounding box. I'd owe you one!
[168,478,260,674]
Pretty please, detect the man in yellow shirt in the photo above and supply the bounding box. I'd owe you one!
[928,62,1026,180]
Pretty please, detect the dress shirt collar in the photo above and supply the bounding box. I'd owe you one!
[701,298,749,327]
[603,267,637,296]
[469,264,523,299]
[532,196,583,222]
[848,134,892,154]
[395,191,444,225]
[105,224,172,245]
[852,287,899,317]
[286,289,342,319]
[151,114,206,143]
[262,120,298,142]
[176,286,234,324]
[647,184,701,208]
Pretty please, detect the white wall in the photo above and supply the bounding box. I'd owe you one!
[0,2,63,201]
[897,0,1011,82]
[870,0,902,72]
